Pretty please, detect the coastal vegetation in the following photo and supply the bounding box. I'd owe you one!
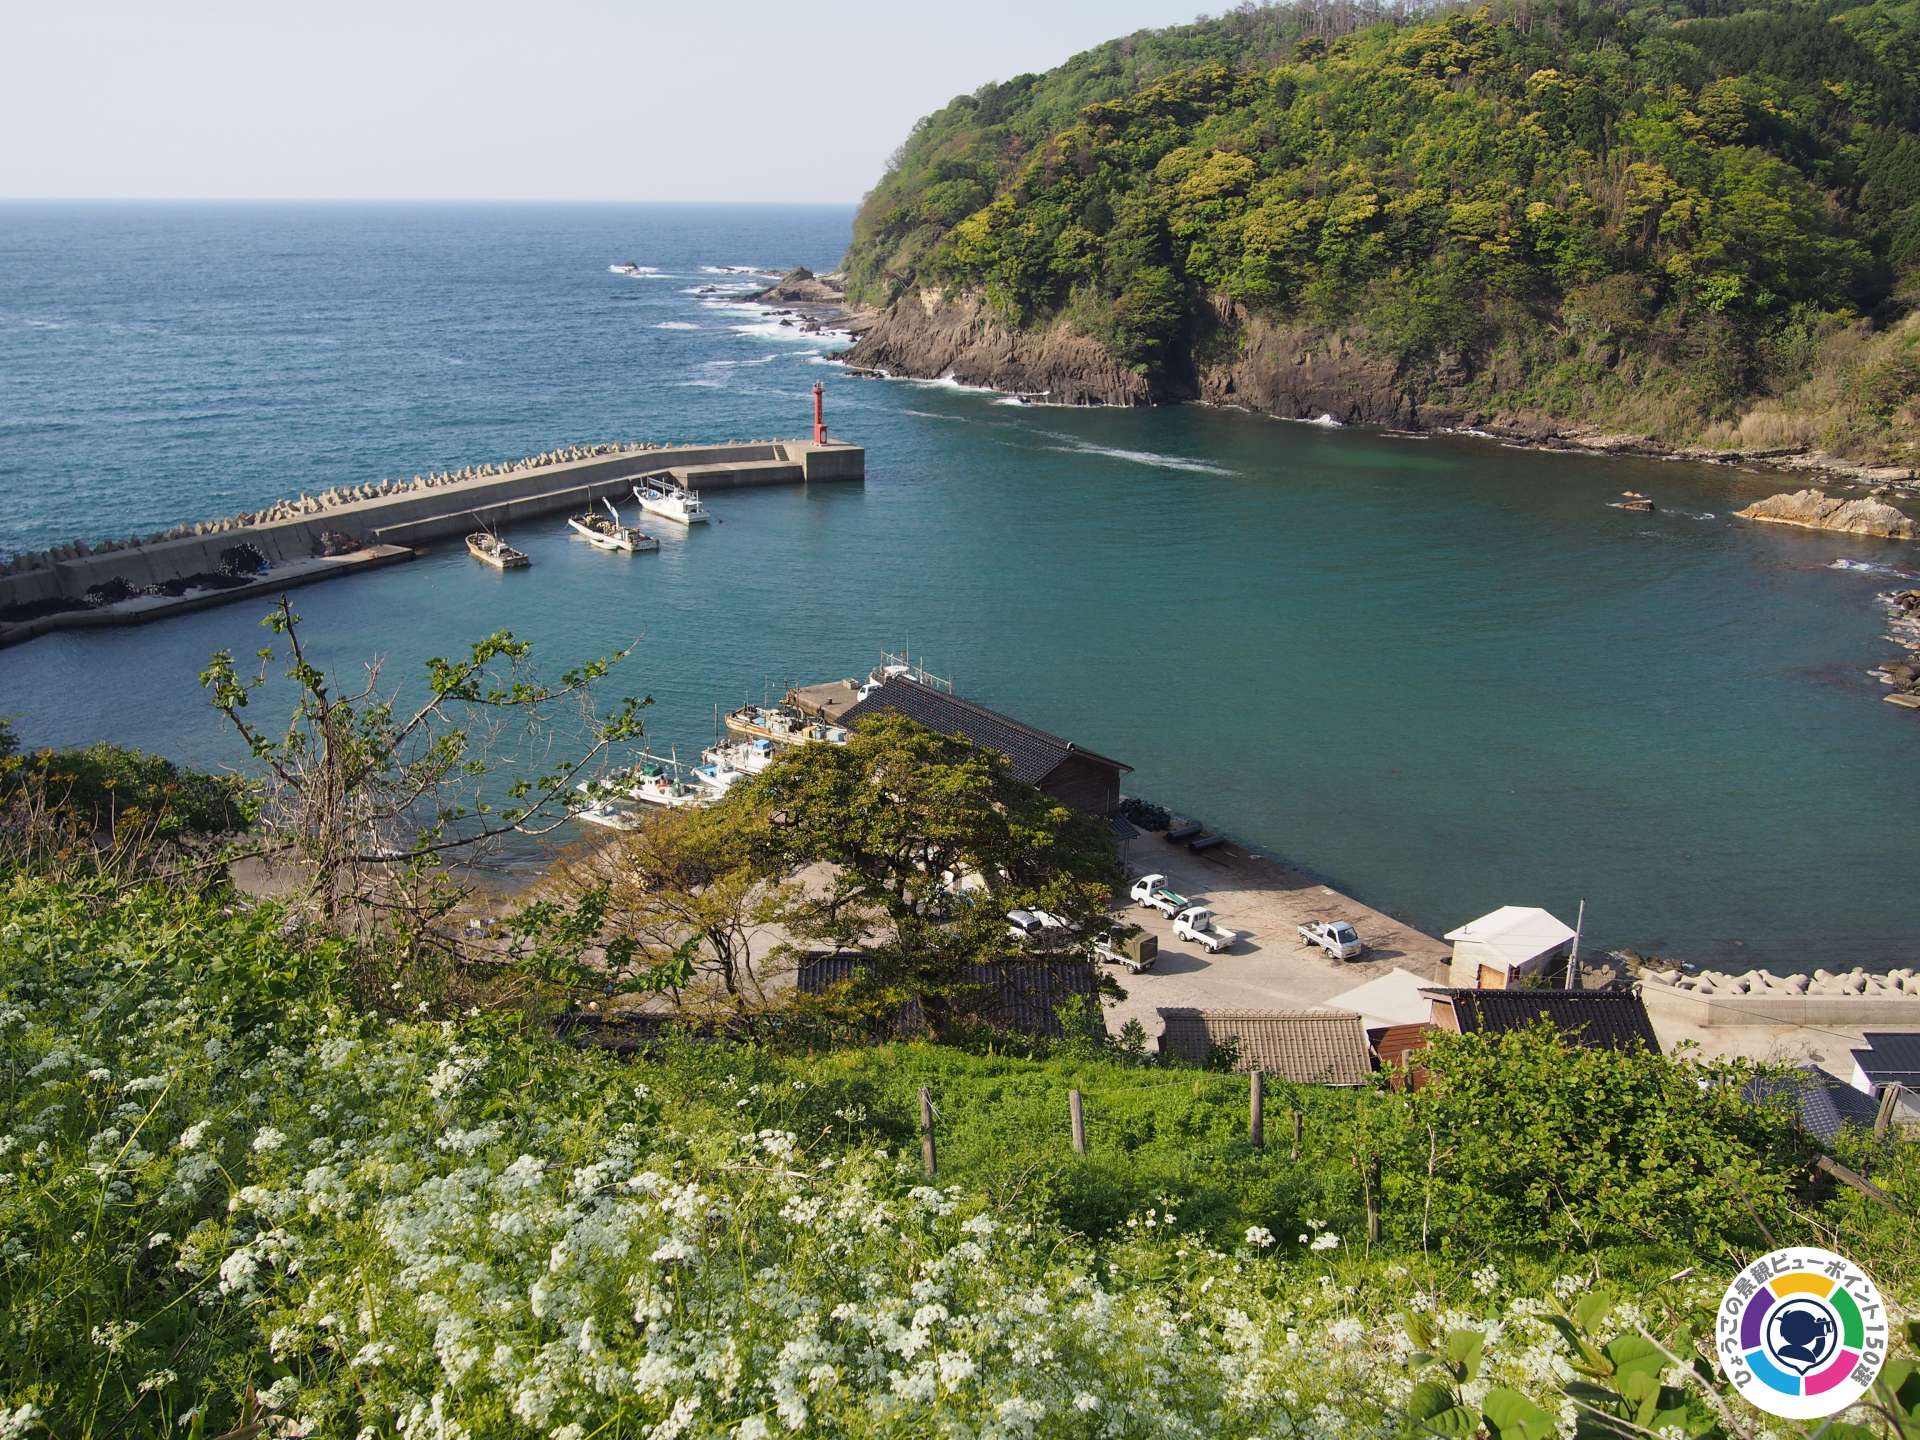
[2,621,1918,1435]
[844,0,1920,463]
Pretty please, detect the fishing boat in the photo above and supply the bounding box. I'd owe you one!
[689,737,784,796]
[858,650,954,700]
[632,474,710,525]
[566,495,658,552]
[608,260,649,276]
[576,753,708,813]
[573,798,645,831]
[466,530,530,570]
[723,703,848,747]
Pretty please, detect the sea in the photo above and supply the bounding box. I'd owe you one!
[2,200,1916,972]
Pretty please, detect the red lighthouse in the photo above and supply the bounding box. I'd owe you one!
[812,381,827,445]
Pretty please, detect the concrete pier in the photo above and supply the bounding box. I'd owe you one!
[0,438,864,646]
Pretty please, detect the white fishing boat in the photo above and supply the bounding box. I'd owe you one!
[577,753,708,814]
[573,798,645,831]
[857,650,953,699]
[466,530,529,570]
[566,495,658,552]
[723,704,848,747]
[608,260,649,276]
[632,474,710,525]
[704,738,778,774]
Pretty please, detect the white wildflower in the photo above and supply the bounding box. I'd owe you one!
[251,1127,286,1154]
[1245,1225,1276,1248]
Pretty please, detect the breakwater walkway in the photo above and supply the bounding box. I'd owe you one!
[0,438,864,646]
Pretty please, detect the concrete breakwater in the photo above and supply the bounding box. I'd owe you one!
[0,438,864,645]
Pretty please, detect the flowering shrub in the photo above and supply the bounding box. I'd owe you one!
[1,875,1914,1438]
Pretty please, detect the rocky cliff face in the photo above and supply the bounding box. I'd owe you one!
[1191,302,1438,427]
[1734,489,1917,540]
[843,290,1466,421]
[839,291,1153,406]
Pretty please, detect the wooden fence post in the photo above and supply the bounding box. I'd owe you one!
[1874,1083,1905,1139]
[1249,1071,1265,1149]
[1290,1107,1303,1161]
[1365,1158,1382,1243]
[1069,1089,1086,1155]
[918,1087,937,1178]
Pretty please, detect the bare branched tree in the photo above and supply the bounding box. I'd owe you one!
[199,597,646,1003]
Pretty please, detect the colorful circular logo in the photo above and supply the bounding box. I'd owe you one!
[1717,1247,1888,1420]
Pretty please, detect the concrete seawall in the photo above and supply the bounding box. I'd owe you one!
[0,439,863,646]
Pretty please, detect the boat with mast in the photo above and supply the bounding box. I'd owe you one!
[722,703,848,747]
[573,751,708,823]
[466,523,529,570]
[632,472,710,525]
[566,493,658,552]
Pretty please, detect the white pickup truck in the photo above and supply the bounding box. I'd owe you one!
[1129,873,1195,918]
[1173,906,1241,953]
[1297,920,1367,960]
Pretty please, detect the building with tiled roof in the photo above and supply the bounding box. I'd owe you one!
[1421,987,1660,1053]
[1155,1008,1373,1084]
[837,677,1130,815]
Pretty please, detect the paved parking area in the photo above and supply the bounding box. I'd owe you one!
[1101,834,1451,1043]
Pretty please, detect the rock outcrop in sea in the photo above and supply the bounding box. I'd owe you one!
[1733,489,1917,539]
[748,267,848,307]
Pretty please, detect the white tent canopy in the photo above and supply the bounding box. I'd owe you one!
[1444,905,1576,982]
[1320,968,1435,1031]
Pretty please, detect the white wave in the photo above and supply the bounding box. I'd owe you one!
[1831,558,1917,578]
[1306,412,1343,428]
[702,264,783,276]
[654,321,699,330]
[609,263,662,274]
[731,318,849,343]
[1044,438,1235,475]
[911,373,999,394]
[901,409,971,423]
[704,354,779,369]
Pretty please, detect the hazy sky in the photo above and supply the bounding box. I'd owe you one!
[2,0,1204,203]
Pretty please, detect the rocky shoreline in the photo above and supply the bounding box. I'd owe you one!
[827,287,1920,494]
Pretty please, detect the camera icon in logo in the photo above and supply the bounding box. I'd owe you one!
[1718,1248,1887,1420]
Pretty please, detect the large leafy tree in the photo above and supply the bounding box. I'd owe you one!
[749,712,1122,1032]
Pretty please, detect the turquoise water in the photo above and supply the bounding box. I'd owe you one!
[2,202,1916,968]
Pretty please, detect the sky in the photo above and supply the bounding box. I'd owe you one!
[1,0,1207,203]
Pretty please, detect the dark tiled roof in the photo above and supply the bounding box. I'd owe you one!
[1853,1032,1920,1087]
[1430,988,1660,1053]
[1743,1065,1883,1143]
[1155,1008,1373,1084]
[838,678,1129,786]
[798,955,1100,1038]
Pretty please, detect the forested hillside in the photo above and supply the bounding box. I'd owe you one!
[843,0,1920,462]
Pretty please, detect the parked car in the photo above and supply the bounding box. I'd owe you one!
[1129,873,1194,917]
[1173,906,1241,953]
[1297,920,1367,960]
[1007,908,1072,947]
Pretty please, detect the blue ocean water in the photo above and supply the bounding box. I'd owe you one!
[2,201,1916,970]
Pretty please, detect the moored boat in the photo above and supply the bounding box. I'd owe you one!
[632,474,710,525]
[576,753,708,813]
[467,531,530,569]
[723,703,848,747]
[566,495,659,552]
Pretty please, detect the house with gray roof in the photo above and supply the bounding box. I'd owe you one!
[1155,1008,1373,1084]
[837,677,1131,815]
